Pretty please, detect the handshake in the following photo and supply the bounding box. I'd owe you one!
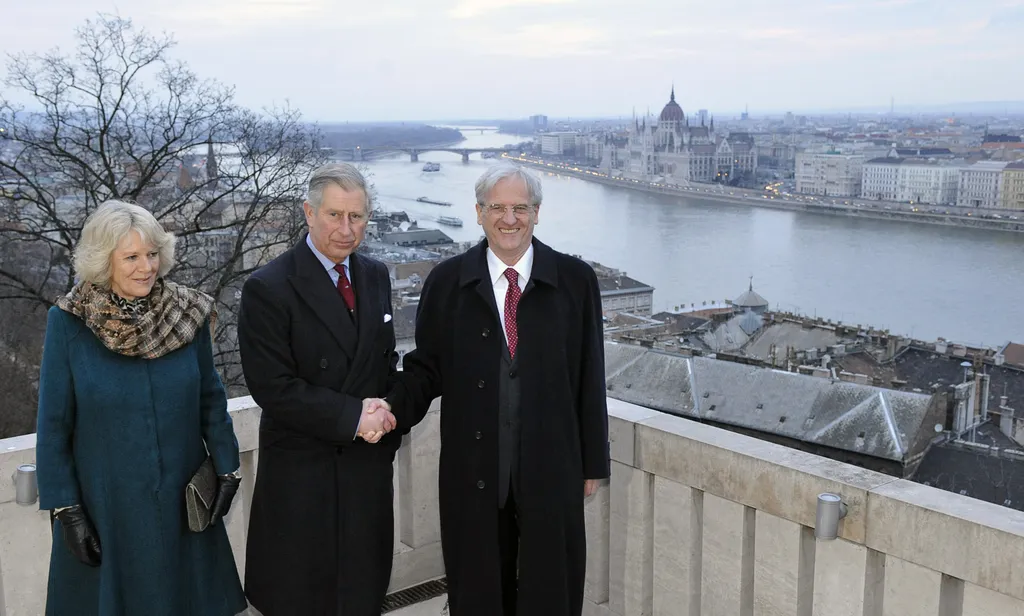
[357,398,397,443]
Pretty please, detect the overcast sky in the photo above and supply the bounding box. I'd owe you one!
[4,0,1023,122]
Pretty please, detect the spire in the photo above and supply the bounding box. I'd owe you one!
[749,275,754,292]
[206,136,218,191]
[670,84,676,103]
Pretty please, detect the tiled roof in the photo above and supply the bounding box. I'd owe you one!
[604,343,937,462]
[913,438,1024,512]
[1002,342,1024,367]
[597,275,654,294]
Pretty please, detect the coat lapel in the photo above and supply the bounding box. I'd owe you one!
[344,253,382,389]
[462,241,502,328]
[287,239,358,361]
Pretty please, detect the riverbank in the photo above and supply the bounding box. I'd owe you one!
[509,156,1024,234]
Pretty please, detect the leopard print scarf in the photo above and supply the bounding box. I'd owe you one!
[56,279,217,359]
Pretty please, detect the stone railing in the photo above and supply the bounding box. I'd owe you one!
[585,399,1024,616]
[2,396,1024,615]
[0,397,443,616]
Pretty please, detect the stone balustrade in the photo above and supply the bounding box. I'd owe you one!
[2,396,1023,615]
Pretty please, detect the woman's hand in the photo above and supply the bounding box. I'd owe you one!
[55,505,102,567]
[209,472,241,526]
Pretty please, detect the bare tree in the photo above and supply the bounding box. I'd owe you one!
[0,14,328,435]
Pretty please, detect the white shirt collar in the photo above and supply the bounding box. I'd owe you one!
[486,243,534,287]
[306,233,350,272]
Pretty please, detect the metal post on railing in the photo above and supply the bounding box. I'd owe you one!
[815,492,848,540]
[12,464,38,506]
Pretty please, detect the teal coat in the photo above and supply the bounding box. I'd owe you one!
[36,306,247,616]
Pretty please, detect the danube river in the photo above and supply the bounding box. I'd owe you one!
[362,128,1024,347]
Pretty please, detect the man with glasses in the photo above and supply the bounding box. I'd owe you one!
[387,162,610,616]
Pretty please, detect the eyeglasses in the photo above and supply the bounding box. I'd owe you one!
[479,203,536,218]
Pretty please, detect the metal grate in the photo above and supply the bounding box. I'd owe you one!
[382,577,448,613]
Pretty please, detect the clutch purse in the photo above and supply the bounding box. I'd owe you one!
[185,456,217,532]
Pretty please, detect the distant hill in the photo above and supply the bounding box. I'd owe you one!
[319,124,463,150]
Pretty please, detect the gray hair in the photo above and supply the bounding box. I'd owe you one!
[74,200,176,288]
[474,162,543,206]
[306,162,373,214]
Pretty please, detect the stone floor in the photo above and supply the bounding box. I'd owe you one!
[245,595,447,616]
[390,594,447,615]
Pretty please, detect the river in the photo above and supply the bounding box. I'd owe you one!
[362,128,1024,347]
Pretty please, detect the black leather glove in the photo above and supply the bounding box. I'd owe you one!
[55,505,102,567]
[208,473,241,526]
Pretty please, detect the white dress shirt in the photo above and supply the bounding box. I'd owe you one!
[306,233,351,287]
[486,244,534,347]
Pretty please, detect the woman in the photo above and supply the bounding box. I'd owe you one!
[36,200,248,616]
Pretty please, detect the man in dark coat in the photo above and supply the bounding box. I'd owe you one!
[388,162,611,616]
[238,162,400,616]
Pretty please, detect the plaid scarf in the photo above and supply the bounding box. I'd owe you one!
[56,279,216,359]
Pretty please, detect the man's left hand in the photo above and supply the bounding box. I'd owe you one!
[584,479,600,498]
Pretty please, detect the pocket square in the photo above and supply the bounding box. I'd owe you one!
[384,313,392,323]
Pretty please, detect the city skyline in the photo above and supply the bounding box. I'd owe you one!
[4,0,1024,121]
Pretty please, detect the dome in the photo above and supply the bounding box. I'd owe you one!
[734,278,769,309]
[659,86,684,122]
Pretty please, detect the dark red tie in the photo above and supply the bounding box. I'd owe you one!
[503,268,521,357]
[333,264,356,312]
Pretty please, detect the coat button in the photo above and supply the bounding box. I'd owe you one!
[475,431,482,440]
[509,369,517,379]
[477,379,485,388]
[482,328,490,338]
[477,480,485,489]
[320,358,328,369]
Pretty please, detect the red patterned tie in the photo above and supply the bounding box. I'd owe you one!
[333,264,356,312]
[503,268,521,358]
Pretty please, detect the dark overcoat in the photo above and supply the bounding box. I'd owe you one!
[392,237,611,616]
[36,307,246,616]
[237,238,400,616]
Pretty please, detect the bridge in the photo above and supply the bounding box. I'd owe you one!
[336,146,512,163]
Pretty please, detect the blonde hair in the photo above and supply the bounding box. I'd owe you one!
[73,200,176,288]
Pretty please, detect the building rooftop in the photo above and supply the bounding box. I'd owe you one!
[1002,342,1024,368]
[393,303,418,341]
[732,280,769,308]
[742,321,842,365]
[966,160,1010,171]
[650,312,710,332]
[596,274,654,295]
[700,312,756,353]
[914,437,1024,512]
[658,87,684,122]
[889,346,1024,413]
[895,147,955,157]
[380,229,454,247]
[604,343,938,463]
[360,240,441,264]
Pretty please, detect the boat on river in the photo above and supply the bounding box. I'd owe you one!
[416,196,452,206]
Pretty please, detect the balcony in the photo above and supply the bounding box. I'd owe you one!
[2,395,1024,615]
